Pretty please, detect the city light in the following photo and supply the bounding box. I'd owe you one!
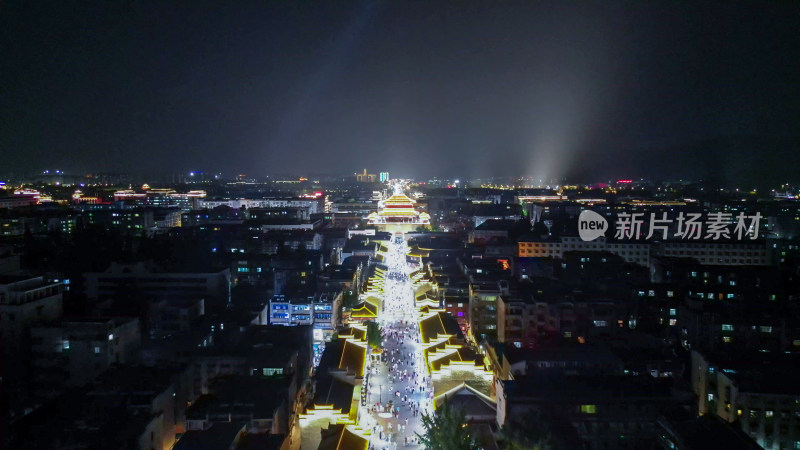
[3,3,799,448]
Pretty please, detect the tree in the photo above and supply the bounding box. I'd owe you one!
[416,403,479,450]
[499,410,560,450]
[366,321,382,349]
[341,289,359,310]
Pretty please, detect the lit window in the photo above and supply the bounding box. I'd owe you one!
[580,405,596,414]
[721,324,733,331]
[108,334,114,341]
[62,340,70,350]
[94,346,101,354]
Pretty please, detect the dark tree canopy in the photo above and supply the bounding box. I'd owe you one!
[366,321,382,350]
[416,403,479,450]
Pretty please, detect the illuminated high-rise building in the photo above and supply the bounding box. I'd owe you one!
[379,171,390,182]
[355,169,376,183]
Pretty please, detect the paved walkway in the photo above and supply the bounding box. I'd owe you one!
[364,319,433,449]
[362,235,434,449]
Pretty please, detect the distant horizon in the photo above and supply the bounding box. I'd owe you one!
[3,168,798,193]
[5,129,800,188]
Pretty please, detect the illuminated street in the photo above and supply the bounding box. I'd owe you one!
[362,232,433,449]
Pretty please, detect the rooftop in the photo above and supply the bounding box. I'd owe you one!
[503,374,673,402]
[174,422,246,450]
[317,424,369,450]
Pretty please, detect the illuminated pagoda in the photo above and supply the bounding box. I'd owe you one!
[366,190,430,233]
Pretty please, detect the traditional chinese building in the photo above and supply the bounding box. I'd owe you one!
[366,191,430,233]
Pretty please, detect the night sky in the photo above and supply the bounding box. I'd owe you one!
[2,1,799,184]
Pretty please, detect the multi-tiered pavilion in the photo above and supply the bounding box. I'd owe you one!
[366,190,430,233]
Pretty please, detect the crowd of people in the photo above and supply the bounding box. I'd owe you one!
[362,236,433,449]
[366,319,433,449]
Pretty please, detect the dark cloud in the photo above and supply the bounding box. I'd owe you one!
[2,1,799,184]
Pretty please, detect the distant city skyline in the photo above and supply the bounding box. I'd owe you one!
[4,166,800,192]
